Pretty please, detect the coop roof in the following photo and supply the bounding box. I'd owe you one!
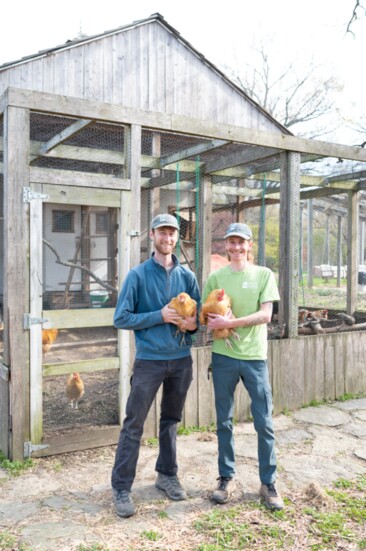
[0,12,289,135]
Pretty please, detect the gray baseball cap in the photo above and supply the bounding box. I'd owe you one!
[224,223,252,240]
[151,213,179,230]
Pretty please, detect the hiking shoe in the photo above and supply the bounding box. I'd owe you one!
[155,473,187,501]
[211,476,236,504]
[260,483,284,510]
[112,489,136,517]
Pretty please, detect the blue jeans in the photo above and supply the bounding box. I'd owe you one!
[212,353,277,484]
[111,356,193,491]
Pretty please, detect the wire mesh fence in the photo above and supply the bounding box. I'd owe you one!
[1,112,366,354]
[1,109,366,438]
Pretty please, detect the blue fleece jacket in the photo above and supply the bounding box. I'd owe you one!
[113,254,201,360]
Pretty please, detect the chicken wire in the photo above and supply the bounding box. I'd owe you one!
[1,111,366,435]
[1,113,366,356]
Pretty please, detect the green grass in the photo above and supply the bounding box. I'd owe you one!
[0,451,33,476]
[177,423,216,436]
[0,532,17,549]
[140,530,162,541]
[193,474,366,550]
[145,437,158,446]
[0,531,31,550]
[299,279,366,311]
[300,392,366,410]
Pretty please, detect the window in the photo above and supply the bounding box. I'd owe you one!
[52,210,75,233]
[96,212,109,234]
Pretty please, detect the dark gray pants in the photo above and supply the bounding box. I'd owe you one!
[111,356,193,491]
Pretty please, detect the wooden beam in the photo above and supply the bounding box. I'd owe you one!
[30,119,93,162]
[29,166,130,190]
[204,146,280,174]
[4,87,366,162]
[160,138,229,167]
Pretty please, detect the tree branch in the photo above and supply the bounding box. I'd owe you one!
[43,239,118,295]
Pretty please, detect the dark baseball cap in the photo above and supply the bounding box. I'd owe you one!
[151,213,179,230]
[224,223,252,240]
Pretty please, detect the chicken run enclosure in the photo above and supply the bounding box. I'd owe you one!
[1,87,366,461]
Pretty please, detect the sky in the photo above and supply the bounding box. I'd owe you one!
[1,0,365,143]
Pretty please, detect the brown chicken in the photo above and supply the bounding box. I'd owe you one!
[308,309,328,320]
[66,372,85,409]
[168,292,197,345]
[298,309,310,324]
[42,328,59,356]
[199,288,240,348]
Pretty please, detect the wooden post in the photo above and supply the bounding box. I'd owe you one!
[117,124,141,424]
[336,215,342,288]
[4,106,30,460]
[359,219,365,265]
[279,152,300,338]
[347,191,359,314]
[307,199,313,288]
[199,175,213,291]
[325,214,330,265]
[147,132,161,256]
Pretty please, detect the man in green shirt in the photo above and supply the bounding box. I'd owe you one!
[203,222,283,510]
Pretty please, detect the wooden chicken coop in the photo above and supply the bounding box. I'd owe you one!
[1,14,366,460]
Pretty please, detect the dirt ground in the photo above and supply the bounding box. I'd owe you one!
[42,327,119,434]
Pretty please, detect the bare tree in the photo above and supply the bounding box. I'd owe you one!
[347,0,366,34]
[225,43,342,138]
[347,117,366,147]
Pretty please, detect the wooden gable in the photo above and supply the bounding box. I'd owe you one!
[0,14,287,134]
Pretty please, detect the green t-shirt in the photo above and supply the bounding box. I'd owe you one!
[202,264,280,360]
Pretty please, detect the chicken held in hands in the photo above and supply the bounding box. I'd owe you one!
[199,288,240,348]
[168,292,197,345]
[66,372,85,409]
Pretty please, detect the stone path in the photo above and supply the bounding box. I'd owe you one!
[1,398,366,550]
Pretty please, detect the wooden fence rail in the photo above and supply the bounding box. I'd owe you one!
[144,330,366,438]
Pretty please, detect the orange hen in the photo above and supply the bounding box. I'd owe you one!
[168,292,197,345]
[168,292,197,319]
[42,328,59,355]
[66,372,85,409]
[199,289,240,348]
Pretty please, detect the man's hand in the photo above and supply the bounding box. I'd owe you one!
[162,306,197,331]
[161,305,185,326]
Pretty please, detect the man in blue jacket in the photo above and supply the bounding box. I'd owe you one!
[111,213,200,518]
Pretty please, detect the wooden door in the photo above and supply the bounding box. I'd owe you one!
[28,183,131,456]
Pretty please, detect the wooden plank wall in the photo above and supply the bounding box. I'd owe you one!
[0,21,283,133]
[30,329,366,457]
[141,331,366,439]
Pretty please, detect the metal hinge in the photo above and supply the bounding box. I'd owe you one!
[24,441,49,458]
[127,230,140,236]
[23,314,49,330]
[23,187,49,203]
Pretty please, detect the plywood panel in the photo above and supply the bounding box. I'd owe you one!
[184,349,199,428]
[324,335,336,400]
[197,347,215,427]
[31,425,121,457]
[345,331,366,394]
[304,335,325,404]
